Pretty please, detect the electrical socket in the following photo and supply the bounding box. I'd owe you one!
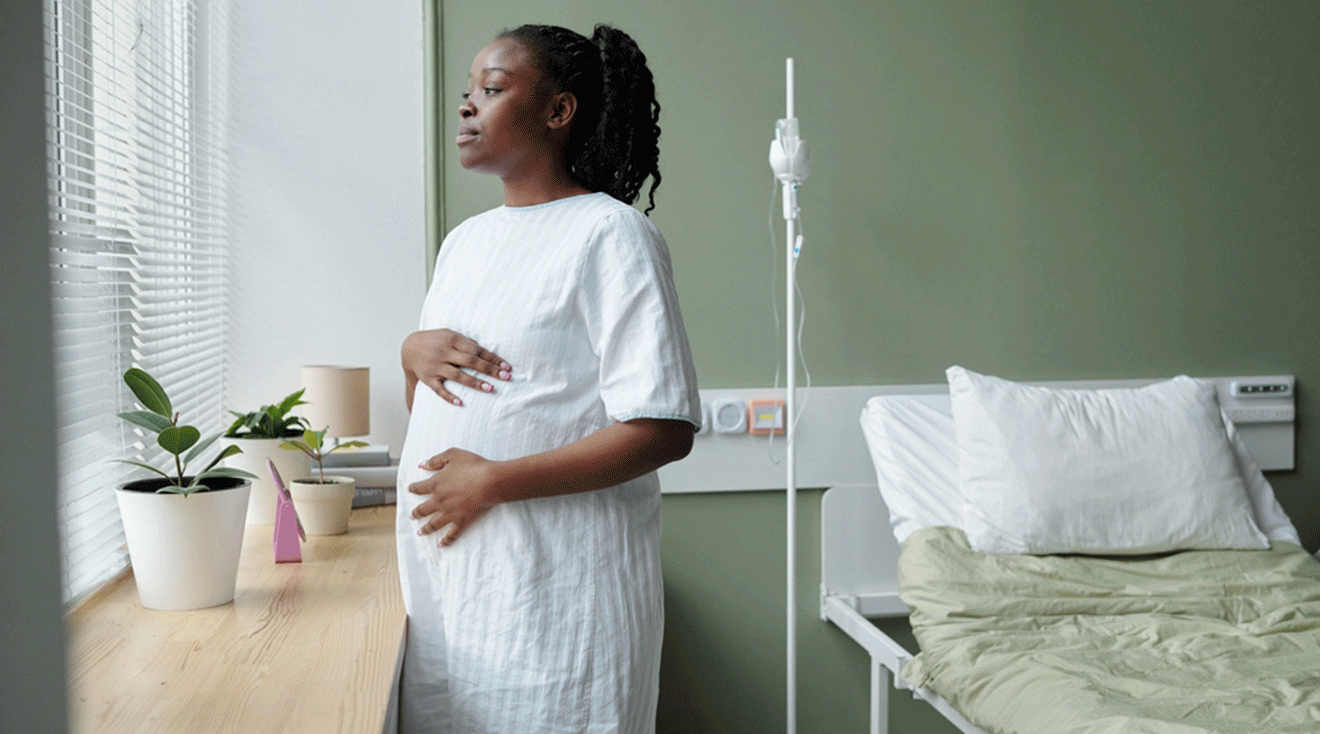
[711,399,748,434]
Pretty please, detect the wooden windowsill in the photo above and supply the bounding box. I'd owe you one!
[66,505,406,734]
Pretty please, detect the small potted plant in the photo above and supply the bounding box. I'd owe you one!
[114,368,259,610]
[279,428,368,535]
[222,390,312,524]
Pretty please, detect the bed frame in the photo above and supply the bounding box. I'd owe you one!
[821,482,987,734]
[817,377,1296,734]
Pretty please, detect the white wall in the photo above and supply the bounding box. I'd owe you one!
[227,0,427,455]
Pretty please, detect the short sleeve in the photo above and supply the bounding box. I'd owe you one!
[576,210,701,430]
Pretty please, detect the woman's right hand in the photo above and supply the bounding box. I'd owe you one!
[402,328,511,407]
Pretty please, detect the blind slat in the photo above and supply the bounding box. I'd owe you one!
[48,0,231,605]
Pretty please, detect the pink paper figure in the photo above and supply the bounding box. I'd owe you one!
[267,458,305,563]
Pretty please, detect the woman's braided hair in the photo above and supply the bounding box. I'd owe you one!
[500,24,662,215]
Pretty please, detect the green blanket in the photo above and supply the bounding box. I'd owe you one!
[899,526,1320,734]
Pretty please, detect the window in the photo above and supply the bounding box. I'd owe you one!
[46,0,231,603]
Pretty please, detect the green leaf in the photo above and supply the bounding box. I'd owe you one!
[158,425,200,456]
[199,442,244,475]
[279,440,316,459]
[276,389,307,416]
[224,413,249,437]
[113,459,171,480]
[325,440,370,455]
[304,428,326,451]
[254,409,279,437]
[117,410,172,434]
[183,432,221,466]
[224,391,315,438]
[156,483,201,496]
[123,368,171,418]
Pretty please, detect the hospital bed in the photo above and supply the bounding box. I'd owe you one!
[819,371,1319,734]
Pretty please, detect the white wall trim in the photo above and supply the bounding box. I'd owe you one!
[658,377,1296,494]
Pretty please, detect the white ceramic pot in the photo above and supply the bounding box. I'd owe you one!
[289,476,355,535]
[116,477,251,610]
[222,436,310,524]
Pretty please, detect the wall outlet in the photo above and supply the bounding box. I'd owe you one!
[711,399,748,434]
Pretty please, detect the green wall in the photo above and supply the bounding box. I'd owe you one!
[1,1,69,731]
[433,2,1320,732]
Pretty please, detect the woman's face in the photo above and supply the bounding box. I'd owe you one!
[456,38,554,176]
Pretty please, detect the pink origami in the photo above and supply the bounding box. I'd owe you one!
[267,458,305,563]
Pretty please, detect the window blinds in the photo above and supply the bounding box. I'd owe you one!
[46,0,231,604]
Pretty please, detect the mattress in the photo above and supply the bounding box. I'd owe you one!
[899,526,1320,734]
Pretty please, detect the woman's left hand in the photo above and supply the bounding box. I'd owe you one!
[408,448,503,546]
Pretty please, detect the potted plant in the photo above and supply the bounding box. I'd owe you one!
[114,368,259,610]
[222,389,312,524]
[279,428,368,535]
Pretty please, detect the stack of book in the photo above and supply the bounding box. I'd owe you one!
[321,444,397,507]
[322,443,392,469]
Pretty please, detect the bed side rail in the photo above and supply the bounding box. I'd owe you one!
[822,589,991,734]
[821,590,915,691]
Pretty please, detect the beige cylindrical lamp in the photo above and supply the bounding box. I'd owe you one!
[300,365,370,439]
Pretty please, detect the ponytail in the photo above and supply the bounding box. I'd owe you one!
[500,24,663,214]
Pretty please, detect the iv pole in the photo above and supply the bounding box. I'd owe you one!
[769,57,810,734]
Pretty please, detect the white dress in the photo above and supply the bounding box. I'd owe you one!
[396,193,701,734]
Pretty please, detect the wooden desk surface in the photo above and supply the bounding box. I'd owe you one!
[67,505,406,734]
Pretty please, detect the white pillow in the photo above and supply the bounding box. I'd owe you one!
[860,394,962,544]
[860,391,1299,548]
[947,366,1270,555]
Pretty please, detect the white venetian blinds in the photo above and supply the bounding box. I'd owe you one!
[45,0,231,603]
